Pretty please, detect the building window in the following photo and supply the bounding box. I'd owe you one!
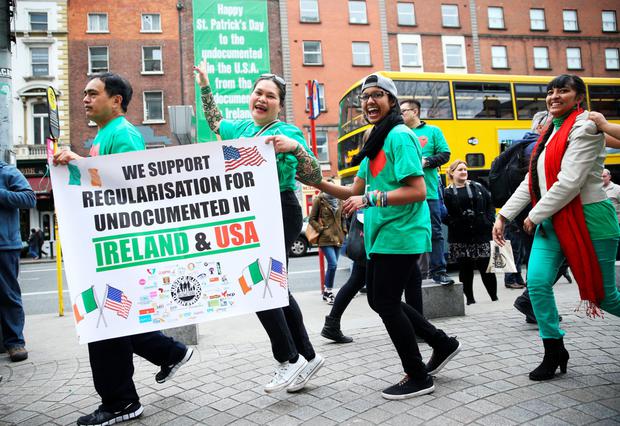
[533,47,550,69]
[32,103,50,145]
[87,13,108,33]
[29,12,48,31]
[305,83,326,112]
[530,9,546,31]
[352,42,371,66]
[566,48,582,70]
[401,43,420,67]
[314,131,329,163]
[602,11,617,32]
[491,46,508,69]
[302,41,323,65]
[487,7,504,29]
[441,4,459,28]
[349,1,368,24]
[299,0,319,22]
[606,48,620,70]
[445,44,463,67]
[142,46,163,73]
[397,3,415,26]
[143,91,164,122]
[88,46,109,74]
[141,13,161,32]
[31,47,49,76]
[563,10,578,32]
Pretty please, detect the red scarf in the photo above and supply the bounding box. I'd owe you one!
[528,108,604,317]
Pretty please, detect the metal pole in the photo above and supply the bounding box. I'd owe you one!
[0,1,14,163]
[177,1,185,105]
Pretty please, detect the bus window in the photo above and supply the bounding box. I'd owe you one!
[589,85,620,119]
[338,130,366,171]
[514,83,547,119]
[454,82,514,119]
[466,153,485,168]
[395,80,453,119]
[339,86,365,137]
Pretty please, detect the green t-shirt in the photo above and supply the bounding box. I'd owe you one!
[89,116,145,156]
[412,123,450,200]
[583,200,620,240]
[218,119,315,192]
[357,124,431,255]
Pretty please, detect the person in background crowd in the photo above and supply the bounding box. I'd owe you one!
[493,74,620,381]
[36,228,47,257]
[27,228,39,259]
[308,183,347,305]
[400,99,453,286]
[444,160,498,305]
[0,160,36,362]
[194,61,325,394]
[318,74,460,400]
[54,72,193,426]
[602,168,620,222]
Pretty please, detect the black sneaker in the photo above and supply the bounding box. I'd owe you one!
[156,347,194,384]
[432,273,454,286]
[381,374,434,400]
[77,402,143,425]
[426,337,461,375]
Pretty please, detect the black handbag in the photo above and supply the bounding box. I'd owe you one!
[345,213,366,261]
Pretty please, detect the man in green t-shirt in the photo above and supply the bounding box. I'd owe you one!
[54,73,192,426]
[401,99,454,286]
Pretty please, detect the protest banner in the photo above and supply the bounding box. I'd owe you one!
[49,138,288,344]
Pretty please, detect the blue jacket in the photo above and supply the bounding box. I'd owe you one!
[0,161,36,250]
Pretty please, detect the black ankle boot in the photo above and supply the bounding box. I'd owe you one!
[529,338,569,381]
[321,315,353,343]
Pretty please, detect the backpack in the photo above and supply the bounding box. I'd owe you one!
[488,141,531,208]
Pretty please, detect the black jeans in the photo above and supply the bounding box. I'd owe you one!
[366,253,449,379]
[329,259,366,320]
[457,257,498,303]
[256,191,315,363]
[88,331,186,411]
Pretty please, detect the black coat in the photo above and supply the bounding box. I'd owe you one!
[443,180,495,244]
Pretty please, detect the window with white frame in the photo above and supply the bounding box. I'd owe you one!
[305,83,326,112]
[566,48,582,70]
[602,11,617,32]
[144,91,164,122]
[29,12,48,31]
[32,103,50,145]
[302,41,323,65]
[530,9,546,30]
[349,1,368,24]
[397,3,415,26]
[533,47,550,69]
[299,0,319,22]
[142,46,163,73]
[141,13,161,32]
[31,47,49,76]
[491,46,508,68]
[88,46,109,74]
[441,4,459,27]
[313,131,329,163]
[87,13,108,32]
[488,7,504,29]
[563,10,578,31]
[445,44,463,67]
[606,48,619,70]
[401,43,420,67]
[352,42,371,66]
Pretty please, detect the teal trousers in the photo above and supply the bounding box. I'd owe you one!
[527,219,620,339]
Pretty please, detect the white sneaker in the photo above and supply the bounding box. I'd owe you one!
[264,357,308,393]
[286,354,325,393]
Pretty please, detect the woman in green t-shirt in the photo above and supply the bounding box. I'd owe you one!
[193,62,324,394]
[318,73,460,401]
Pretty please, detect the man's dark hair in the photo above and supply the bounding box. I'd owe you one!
[89,72,133,113]
[400,98,421,112]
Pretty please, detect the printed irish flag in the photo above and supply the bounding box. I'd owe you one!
[238,259,264,295]
[73,286,99,323]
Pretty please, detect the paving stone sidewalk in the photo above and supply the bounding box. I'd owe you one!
[1,287,619,425]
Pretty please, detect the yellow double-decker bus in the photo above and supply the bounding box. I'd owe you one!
[338,72,620,183]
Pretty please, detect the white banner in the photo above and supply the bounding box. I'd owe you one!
[50,138,288,344]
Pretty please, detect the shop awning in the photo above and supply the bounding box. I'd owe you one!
[27,176,52,194]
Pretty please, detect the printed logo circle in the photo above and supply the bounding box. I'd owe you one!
[170,276,202,306]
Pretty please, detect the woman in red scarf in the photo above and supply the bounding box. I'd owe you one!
[492,74,620,381]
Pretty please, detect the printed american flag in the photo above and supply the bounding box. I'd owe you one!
[269,258,287,289]
[103,285,132,319]
[223,145,266,171]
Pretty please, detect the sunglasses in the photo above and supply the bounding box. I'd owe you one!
[259,73,286,86]
[358,91,387,102]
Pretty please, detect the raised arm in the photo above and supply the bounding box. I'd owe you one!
[194,60,223,134]
[589,111,620,149]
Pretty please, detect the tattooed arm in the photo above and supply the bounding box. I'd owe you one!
[265,135,322,186]
[194,61,223,134]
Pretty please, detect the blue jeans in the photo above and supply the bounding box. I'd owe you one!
[322,246,340,291]
[0,250,26,349]
[427,199,447,276]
